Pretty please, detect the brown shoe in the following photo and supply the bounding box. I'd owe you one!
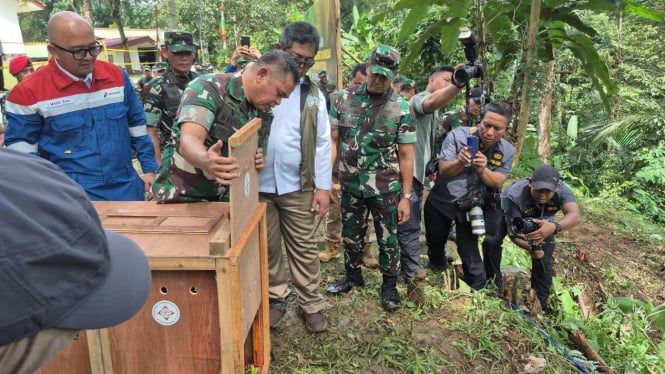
[300,309,328,333]
[413,268,427,281]
[319,240,341,262]
[406,277,425,307]
[269,300,287,328]
[362,243,379,268]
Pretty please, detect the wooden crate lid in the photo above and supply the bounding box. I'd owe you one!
[94,201,230,258]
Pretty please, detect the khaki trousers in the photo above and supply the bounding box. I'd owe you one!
[261,190,325,314]
[0,328,79,374]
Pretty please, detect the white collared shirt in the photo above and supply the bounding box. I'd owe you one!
[259,79,332,195]
[55,59,93,88]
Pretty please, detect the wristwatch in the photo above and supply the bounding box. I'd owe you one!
[401,193,412,201]
[554,222,562,234]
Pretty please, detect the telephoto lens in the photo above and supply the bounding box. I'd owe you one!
[468,206,485,235]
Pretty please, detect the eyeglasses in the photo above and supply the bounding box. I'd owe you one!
[288,54,315,68]
[50,42,103,61]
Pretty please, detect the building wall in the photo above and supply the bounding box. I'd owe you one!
[0,0,27,55]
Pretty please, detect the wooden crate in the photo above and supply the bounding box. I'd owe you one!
[38,119,269,374]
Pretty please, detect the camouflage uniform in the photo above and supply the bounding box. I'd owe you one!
[142,31,200,152]
[317,71,336,112]
[151,72,269,202]
[329,49,416,276]
[434,107,474,155]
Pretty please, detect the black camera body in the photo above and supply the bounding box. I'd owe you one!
[456,195,485,212]
[511,217,540,235]
[425,156,439,178]
[453,28,484,86]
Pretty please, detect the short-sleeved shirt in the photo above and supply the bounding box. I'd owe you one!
[329,84,416,197]
[409,90,443,184]
[142,70,200,149]
[428,126,515,206]
[152,72,261,202]
[503,178,577,225]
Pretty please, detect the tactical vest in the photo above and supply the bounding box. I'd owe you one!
[158,71,197,144]
[205,73,270,156]
[299,77,322,192]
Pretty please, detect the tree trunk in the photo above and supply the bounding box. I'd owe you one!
[513,0,542,165]
[108,0,129,69]
[168,0,178,30]
[80,0,93,26]
[537,60,554,162]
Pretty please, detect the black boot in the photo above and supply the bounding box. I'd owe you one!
[326,267,364,295]
[381,274,401,311]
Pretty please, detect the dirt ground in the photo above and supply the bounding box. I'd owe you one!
[268,216,665,373]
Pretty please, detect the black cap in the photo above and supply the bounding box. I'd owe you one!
[0,149,151,345]
[532,165,561,191]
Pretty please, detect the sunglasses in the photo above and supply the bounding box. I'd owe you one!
[288,54,315,68]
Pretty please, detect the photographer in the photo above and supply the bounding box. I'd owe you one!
[397,65,462,303]
[483,165,580,311]
[423,102,514,290]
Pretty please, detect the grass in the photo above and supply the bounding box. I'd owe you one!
[266,200,665,373]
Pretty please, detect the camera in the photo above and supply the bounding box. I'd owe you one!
[511,217,541,235]
[425,155,439,177]
[240,35,250,47]
[511,217,547,274]
[452,28,484,86]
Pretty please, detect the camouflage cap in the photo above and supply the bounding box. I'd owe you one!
[164,30,196,53]
[400,77,414,88]
[142,65,151,72]
[369,44,400,79]
[154,61,168,71]
[318,70,327,77]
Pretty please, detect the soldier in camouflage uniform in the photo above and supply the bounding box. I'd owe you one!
[151,50,300,203]
[325,45,416,312]
[434,87,491,154]
[317,70,336,112]
[142,30,200,164]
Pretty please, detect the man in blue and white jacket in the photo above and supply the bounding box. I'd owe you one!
[5,11,157,201]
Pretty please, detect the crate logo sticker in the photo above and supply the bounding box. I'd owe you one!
[152,300,180,326]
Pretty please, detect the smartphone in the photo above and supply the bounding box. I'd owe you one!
[240,35,250,47]
[466,136,479,160]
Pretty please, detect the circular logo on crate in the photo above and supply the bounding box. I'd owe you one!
[244,172,251,198]
[152,300,180,326]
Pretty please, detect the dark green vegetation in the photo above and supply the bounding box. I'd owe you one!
[16,2,665,371]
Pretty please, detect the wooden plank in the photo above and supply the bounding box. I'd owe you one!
[228,118,260,247]
[256,207,270,372]
[148,257,218,271]
[216,257,238,374]
[107,271,221,373]
[36,330,93,374]
[209,219,231,256]
[93,201,230,258]
[228,117,261,148]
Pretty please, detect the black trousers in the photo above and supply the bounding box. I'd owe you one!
[483,228,556,309]
[424,199,487,290]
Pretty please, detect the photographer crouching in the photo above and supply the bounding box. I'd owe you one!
[483,166,580,311]
[423,101,514,290]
